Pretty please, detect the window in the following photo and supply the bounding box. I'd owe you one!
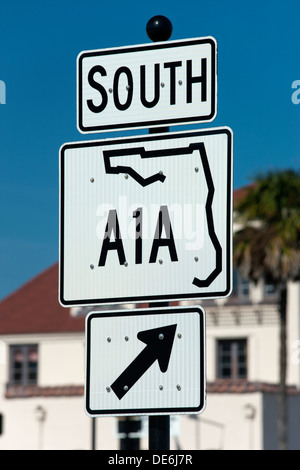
[9,345,38,385]
[217,339,247,379]
[232,269,250,300]
[264,281,277,299]
[239,277,250,298]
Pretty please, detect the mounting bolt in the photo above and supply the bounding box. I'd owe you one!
[90,264,94,270]
[159,333,164,340]
[106,386,111,393]
[159,385,164,391]
[107,337,111,343]
[90,177,94,183]
[176,384,182,391]
[123,385,129,392]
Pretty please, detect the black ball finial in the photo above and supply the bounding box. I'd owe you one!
[146,15,173,42]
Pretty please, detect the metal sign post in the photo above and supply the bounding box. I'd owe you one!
[147,15,173,452]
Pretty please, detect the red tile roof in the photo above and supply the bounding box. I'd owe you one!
[233,184,254,206]
[5,384,84,398]
[207,380,300,395]
[0,263,85,335]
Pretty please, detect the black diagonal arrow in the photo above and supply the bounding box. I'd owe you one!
[111,324,177,400]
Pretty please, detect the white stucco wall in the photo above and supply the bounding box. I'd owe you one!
[0,394,264,450]
[39,333,85,386]
[287,282,300,387]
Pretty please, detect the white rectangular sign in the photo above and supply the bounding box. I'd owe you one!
[59,127,232,306]
[85,306,206,416]
[77,37,217,133]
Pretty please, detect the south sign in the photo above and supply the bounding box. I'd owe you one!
[77,37,217,133]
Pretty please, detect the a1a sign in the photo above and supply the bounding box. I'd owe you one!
[77,37,217,133]
[85,306,206,416]
[59,127,232,306]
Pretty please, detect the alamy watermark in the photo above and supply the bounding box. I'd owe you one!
[291,80,300,104]
[0,80,6,104]
[95,197,205,251]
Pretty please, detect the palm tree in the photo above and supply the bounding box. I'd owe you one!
[233,170,300,450]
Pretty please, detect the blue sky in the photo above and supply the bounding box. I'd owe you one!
[0,0,299,300]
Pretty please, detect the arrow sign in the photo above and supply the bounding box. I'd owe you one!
[111,324,177,400]
[85,307,205,416]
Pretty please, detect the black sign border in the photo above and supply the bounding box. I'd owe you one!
[85,306,205,416]
[77,37,217,133]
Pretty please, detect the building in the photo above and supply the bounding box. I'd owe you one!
[1,190,300,450]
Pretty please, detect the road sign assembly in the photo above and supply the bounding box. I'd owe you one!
[85,306,206,416]
[77,37,217,133]
[59,127,233,306]
[60,26,233,430]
